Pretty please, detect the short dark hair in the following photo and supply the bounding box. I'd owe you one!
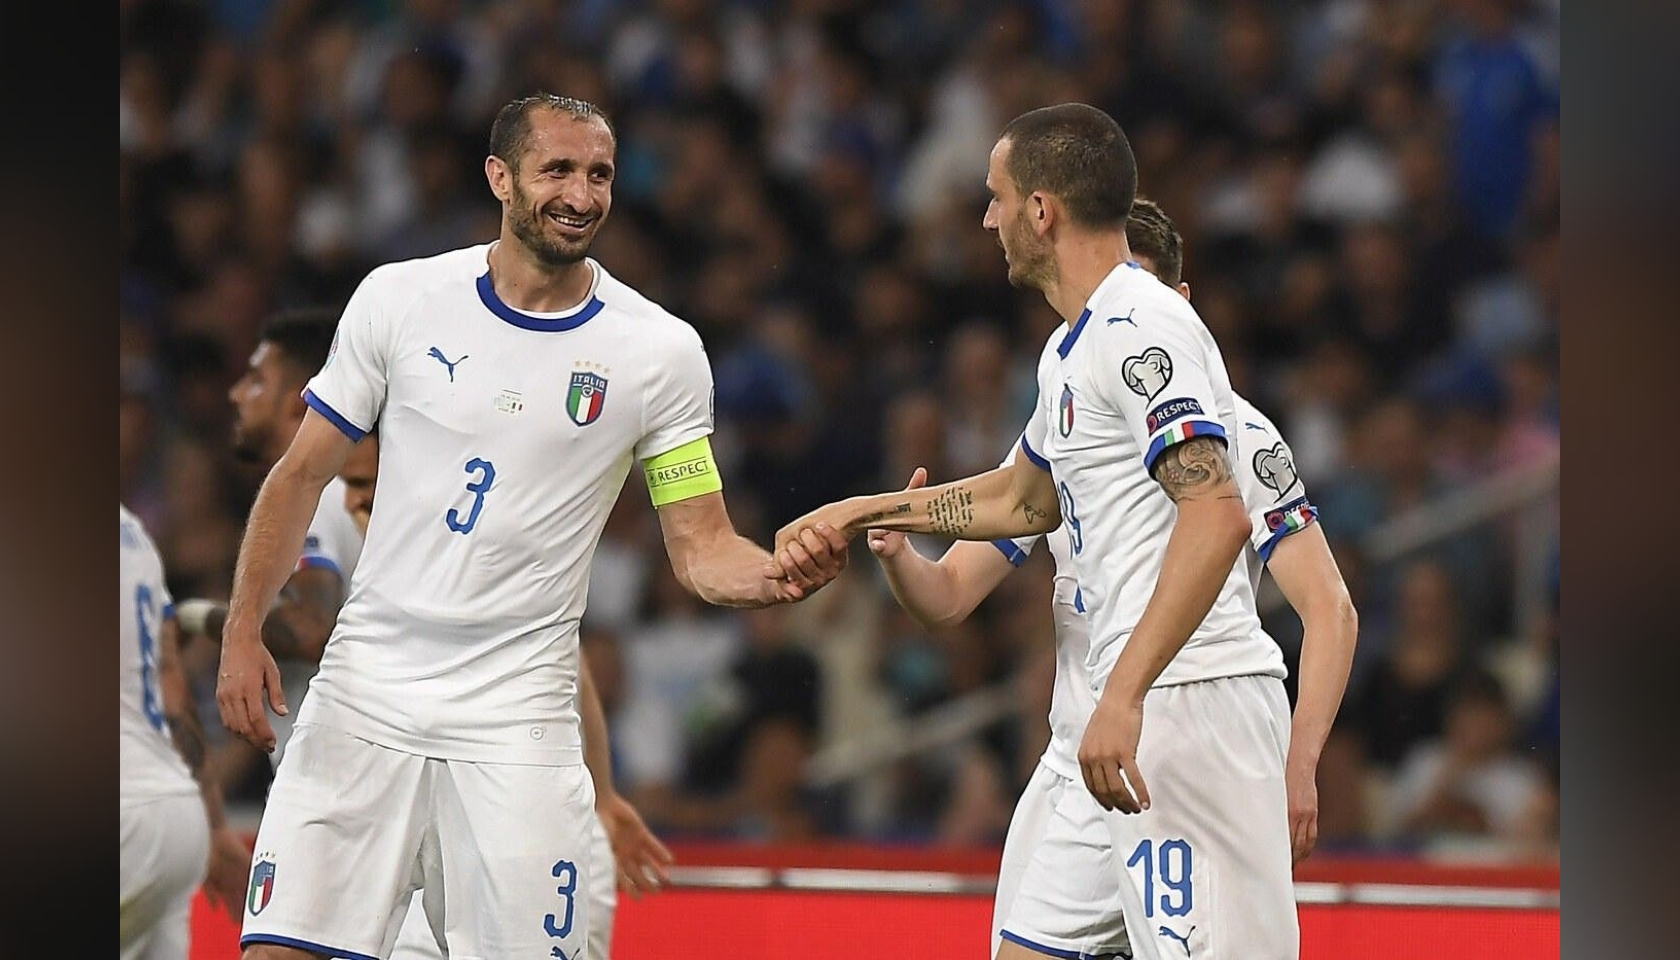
[1125,197,1184,286]
[259,307,340,376]
[488,93,614,173]
[1000,103,1137,229]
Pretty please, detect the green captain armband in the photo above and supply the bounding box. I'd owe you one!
[643,436,723,506]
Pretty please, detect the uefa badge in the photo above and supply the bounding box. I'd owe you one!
[1059,384,1075,437]
[566,371,608,426]
[247,856,277,916]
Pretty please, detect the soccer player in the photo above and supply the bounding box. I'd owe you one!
[866,197,1358,958]
[338,433,668,960]
[216,93,845,960]
[777,103,1301,958]
[176,309,364,788]
[121,504,249,959]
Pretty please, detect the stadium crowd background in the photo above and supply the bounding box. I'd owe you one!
[119,0,1559,863]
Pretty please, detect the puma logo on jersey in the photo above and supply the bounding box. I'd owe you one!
[428,347,468,381]
[1253,443,1300,499]
[1158,925,1195,955]
[1108,309,1138,326]
[1122,347,1174,401]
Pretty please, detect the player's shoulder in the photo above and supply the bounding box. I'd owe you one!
[1234,393,1286,444]
[595,261,706,355]
[119,503,162,558]
[1085,262,1202,339]
[358,244,493,307]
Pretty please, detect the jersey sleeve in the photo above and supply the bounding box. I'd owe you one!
[1086,307,1230,472]
[1018,377,1053,474]
[635,330,716,462]
[296,494,355,580]
[303,271,392,441]
[990,439,1045,566]
[1238,420,1318,563]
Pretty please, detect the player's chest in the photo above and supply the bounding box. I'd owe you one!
[1040,358,1137,466]
[386,328,644,444]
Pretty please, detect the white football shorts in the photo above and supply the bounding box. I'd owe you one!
[241,722,599,960]
[121,793,211,960]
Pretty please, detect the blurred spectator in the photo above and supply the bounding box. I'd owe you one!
[1384,667,1553,856]
[1342,561,1466,769]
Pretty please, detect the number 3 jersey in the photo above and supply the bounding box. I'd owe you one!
[1021,262,1286,691]
[300,245,714,765]
[120,504,195,803]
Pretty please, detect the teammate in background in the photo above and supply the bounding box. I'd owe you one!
[866,197,1358,958]
[176,309,364,789]
[217,93,845,960]
[338,433,670,960]
[121,505,249,959]
[777,104,1302,958]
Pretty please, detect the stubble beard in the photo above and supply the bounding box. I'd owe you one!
[508,182,596,267]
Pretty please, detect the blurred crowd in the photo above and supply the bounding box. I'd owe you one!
[120,0,1559,861]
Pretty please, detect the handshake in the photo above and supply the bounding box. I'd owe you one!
[762,468,933,600]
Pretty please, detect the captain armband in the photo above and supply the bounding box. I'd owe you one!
[643,436,723,507]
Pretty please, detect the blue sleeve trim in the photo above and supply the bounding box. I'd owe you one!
[1143,419,1227,471]
[295,555,344,577]
[303,389,368,442]
[241,935,379,960]
[160,602,175,621]
[1019,435,1051,472]
[991,539,1029,567]
[999,930,1086,960]
[1257,497,1318,564]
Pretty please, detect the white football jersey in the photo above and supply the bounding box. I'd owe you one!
[270,475,365,769]
[1001,392,1317,778]
[120,504,196,803]
[300,246,714,765]
[1022,262,1285,690]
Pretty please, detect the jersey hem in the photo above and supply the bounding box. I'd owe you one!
[294,714,586,767]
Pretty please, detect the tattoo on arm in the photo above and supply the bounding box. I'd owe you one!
[168,708,209,777]
[853,502,913,527]
[1151,436,1237,502]
[927,487,975,536]
[1021,500,1050,526]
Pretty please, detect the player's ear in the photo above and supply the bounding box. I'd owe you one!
[1178,282,1192,301]
[484,155,511,203]
[1031,193,1053,234]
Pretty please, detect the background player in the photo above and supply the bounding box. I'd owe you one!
[174,309,363,791]
[121,504,249,959]
[866,197,1358,957]
[217,93,845,959]
[776,103,1300,959]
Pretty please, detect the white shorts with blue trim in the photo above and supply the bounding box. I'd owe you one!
[388,805,618,959]
[998,763,1131,959]
[241,722,598,960]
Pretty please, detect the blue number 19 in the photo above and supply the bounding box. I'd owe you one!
[1058,481,1083,554]
[445,458,496,534]
[1126,838,1194,918]
[135,584,165,731]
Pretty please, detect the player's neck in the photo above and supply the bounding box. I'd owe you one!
[485,239,596,314]
[1045,232,1131,327]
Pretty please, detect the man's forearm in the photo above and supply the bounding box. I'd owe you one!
[1102,499,1251,703]
[682,534,779,608]
[838,468,1056,542]
[1288,609,1356,768]
[226,463,330,638]
[878,547,964,628]
[577,659,617,803]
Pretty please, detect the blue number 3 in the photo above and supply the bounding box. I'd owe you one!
[544,859,578,940]
[445,458,496,534]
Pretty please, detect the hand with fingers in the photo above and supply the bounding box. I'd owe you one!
[214,627,287,753]
[1285,757,1319,864]
[866,468,928,560]
[763,511,853,602]
[1077,696,1152,815]
[597,792,674,897]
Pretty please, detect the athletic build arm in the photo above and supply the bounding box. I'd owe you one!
[1080,436,1252,813]
[658,491,848,607]
[867,470,1018,630]
[1266,524,1358,862]
[775,455,1059,574]
[158,616,249,921]
[218,411,353,751]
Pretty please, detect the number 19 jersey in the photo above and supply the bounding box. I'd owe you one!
[1021,262,1285,691]
[300,246,714,765]
[120,504,194,803]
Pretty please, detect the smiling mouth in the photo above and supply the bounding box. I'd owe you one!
[547,209,596,232]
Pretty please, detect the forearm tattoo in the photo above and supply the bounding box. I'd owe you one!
[168,709,208,777]
[853,502,913,527]
[1151,436,1235,501]
[1021,500,1051,526]
[928,487,975,536]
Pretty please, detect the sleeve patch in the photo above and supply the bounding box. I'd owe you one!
[1146,397,1204,433]
[1258,497,1318,562]
[1251,442,1302,500]
[643,436,723,507]
[1122,347,1174,401]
